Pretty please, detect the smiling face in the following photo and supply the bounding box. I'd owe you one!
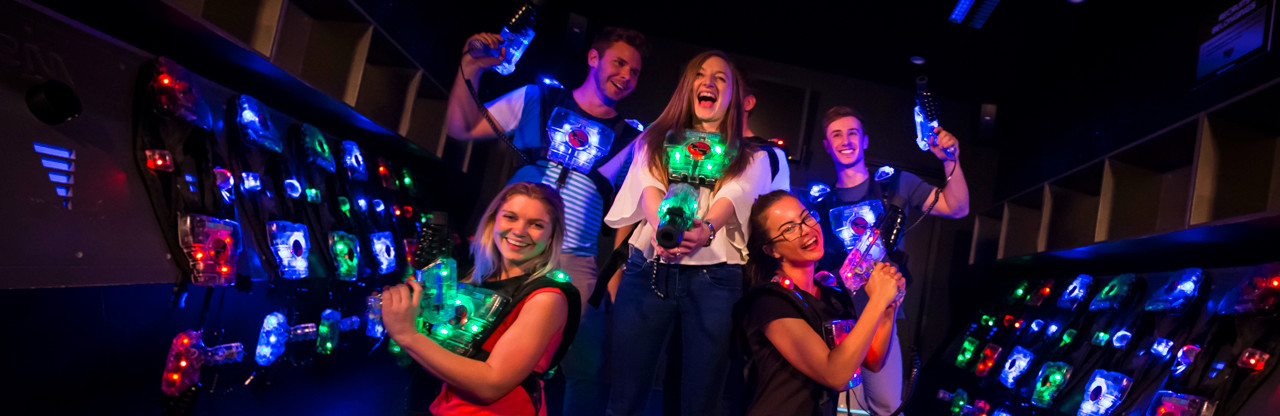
[763,196,825,264]
[690,56,733,130]
[588,41,642,104]
[492,194,553,270]
[824,115,869,169]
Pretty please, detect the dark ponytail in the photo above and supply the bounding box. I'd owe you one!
[743,190,796,289]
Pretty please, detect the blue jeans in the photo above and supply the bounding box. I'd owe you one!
[607,248,743,416]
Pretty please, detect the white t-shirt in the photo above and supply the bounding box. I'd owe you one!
[604,140,772,265]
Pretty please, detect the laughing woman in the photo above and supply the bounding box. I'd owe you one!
[603,50,773,416]
[738,190,903,416]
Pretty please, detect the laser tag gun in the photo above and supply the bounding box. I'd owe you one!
[1026,279,1055,306]
[821,319,864,390]
[267,220,309,279]
[974,343,1002,377]
[836,203,906,293]
[330,231,359,281]
[1030,361,1072,407]
[161,330,244,396]
[299,123,336,173]
[254,312,318,366]
[1144,268,1204,314]
[315,308,361,355]
[546,106,615,174]
[665,130,730,187]
[342,140,367,180]
[149,57,211,128]
[655,183,700,249]
[913,76,955,159]
[366,211,456,338]
[1078,369,1133,416]
[1216,274,1280,316]
[177,214,241,286]
[1145,390,1216,416]
[465,0,537,76]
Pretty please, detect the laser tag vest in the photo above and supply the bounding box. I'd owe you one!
[811,167,903,274]
[437,271,581,414]
[736,279,858,416]
[508,84,639,256]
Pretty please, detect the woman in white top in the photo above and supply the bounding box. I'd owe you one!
[603,50,773,416]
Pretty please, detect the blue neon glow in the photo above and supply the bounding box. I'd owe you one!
[1030,319,1044,333]
[256,312,288,366]
[625,119,645,132]
[1060,274,1092,310]
[993,410,1012,416]
[1113,330,1132,348]
[491,25,535,76]
[371,231,396,274]
[874,165,896,181]
[809,183,831,201]
[1151,338,1174,359]
[40,157,73,171]
[373,199,385,213]
[241,172,261,191]
[55,186,71,197]
[829,200,885,252]
[1147,391,1214,416]
[357,198,368,212]
[235,95,282,153]
[948,0,976,23]
[1047,323,1060,337]
[546,107,614,174]
[1001,345,1034,388]
[540,76,564,88]
[968,0,1000,29]
[914,104,939,151]
[284,179,302,199]
[267,221,309,279]
[343,141,367,180]
[1078,369,1132,416]
[366,295,385,338]
[1146,268,1202,314]
[1174,345,1201,375]
[47,171,73,184]
[33,142,74,159]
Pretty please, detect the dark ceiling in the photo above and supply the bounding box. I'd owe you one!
[362,0,1268,199]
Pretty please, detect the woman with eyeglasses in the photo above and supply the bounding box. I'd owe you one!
[735,190,904,416]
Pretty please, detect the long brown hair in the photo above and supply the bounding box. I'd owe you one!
[643,50,756,191]
[743,190,796,289]
[468,182,566,284]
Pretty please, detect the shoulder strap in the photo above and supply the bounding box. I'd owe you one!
[767,147,780,180]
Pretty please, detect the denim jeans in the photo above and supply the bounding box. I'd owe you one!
[607,247,743,416]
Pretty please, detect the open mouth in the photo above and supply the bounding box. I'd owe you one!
[838,149,855,155]
[610,80,626,92]
[800,236,819,250]
[697,90,717,109]
[504,235,531,249]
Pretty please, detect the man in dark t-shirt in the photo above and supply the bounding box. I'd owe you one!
[809,105,970,414]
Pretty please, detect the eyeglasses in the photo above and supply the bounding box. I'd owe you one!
[771,210,820,243]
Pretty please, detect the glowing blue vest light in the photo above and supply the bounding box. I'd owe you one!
[546,107,614,174]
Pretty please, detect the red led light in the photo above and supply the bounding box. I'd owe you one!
[783,279,792,287]
[195,252,204,260]
[1270,277,1280,288]
[1003,315,1014,327]
[156,160,165,166]
[220,265,230,274]
[179,360,187,367]
[403,206,414,217]
[1041,287,1051,295]
[1014,320,1024,329]
[181,337,190,345]
[170,373,180,381]
[1250,358,1257,364]
[774,139,784,146]
[394,208,402,216]
[159,74,173,85]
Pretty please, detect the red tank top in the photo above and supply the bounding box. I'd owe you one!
[429,287,565,416]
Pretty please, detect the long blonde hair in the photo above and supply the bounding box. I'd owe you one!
[468,182,565,283]
[643,50,757,192]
